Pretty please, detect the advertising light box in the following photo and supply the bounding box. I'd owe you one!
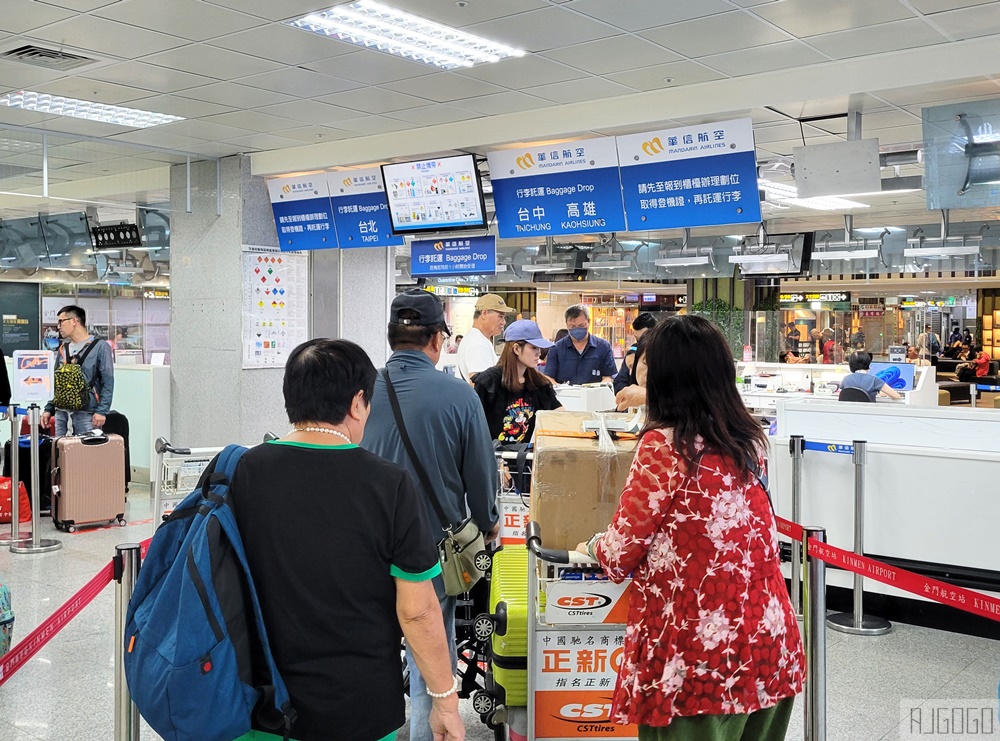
[327,168,403,249]
[267,174,337,251]
[381,154,488,234]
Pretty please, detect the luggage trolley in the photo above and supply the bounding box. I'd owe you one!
[151,437,224,523]
[495,447,533,548]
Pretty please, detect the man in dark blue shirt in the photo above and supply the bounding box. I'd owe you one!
[544,304,618,385]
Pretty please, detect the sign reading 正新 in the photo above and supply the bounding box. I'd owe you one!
[327,168,403,249]
[487,137,626,239]
[411,235,496,277]
[13,350,54,404]
[267,174,336,252]
[617,118,761,230]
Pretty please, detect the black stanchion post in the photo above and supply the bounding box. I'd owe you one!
[789,435,805,615]
[803,526,827,741]
[114,543,141,741]
[10,404,61,554]
[0,407,30,545]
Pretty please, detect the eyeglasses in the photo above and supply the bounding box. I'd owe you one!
[56,317,75,325]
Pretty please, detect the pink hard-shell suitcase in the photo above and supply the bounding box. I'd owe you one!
[51,434,127,533]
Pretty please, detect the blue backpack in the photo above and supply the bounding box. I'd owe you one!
[124,445,296,741]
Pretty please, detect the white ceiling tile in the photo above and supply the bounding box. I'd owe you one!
[382,73,506,103]
[201,110,300,133]
[31,77,152,105]
[880,79,1000,106]
[379,0,547,27]
[456,55,585,87]
[155,119,256,141]
[82,62,215,94]
[0,0,75,34]
[751,0,916,36]
[35,117,136,138]
[303,50,434,85]
[640,11,790,58]
[30,15,188,58]
[772,94,887,118]
[752,122,808,144]
[604,60,727,91]
[93,0,264,42]
[36,0,121,10]
[177,82,296,108]
[267,125,356,143]
[176,141,246,157]
[234,68,363,98]
[220,133,315,150]
[318,87,431,115]
[908,0,996,13]
[806,18,949,58]
[929,5,1000,38]
[0,59,69,89]
[464,8,619,52]
[208,25,356,65]
[140,45,284,80]
[387,105,480,127]
[124,94,237,118]
[569,0,732,31]
[253,99,365,124]
[326,116,414,135]
[451,91,554,116]
[699,41,827,77]
[542,36,682,75]
[109,129,214,150]
[872,125,925,145]
[201,0,344,22]
[524,76,634,104]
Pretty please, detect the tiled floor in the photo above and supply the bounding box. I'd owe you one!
[0,488,997,740]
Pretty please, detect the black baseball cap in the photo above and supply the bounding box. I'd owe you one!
[390,289,451,335]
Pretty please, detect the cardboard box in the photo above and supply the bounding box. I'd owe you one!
[530,410,638,551]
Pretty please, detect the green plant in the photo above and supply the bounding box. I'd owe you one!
[690,297,744,359]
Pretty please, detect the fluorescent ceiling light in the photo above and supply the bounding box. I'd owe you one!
[109,265,144,274]
[758,179,869,211]
[655,256,712,267]
[728,253,791,264]
[811,250,879,261]
[521,262,571,273]
[583,260,632,269]
[0,91,183,128]
[903,245,980,258]
[286,0,525,70]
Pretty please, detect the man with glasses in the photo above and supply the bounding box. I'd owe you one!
[544,304,618,385]
[456,293,513,383]
[41,305,115,435]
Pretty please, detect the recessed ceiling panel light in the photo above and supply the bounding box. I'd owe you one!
[286,0,525,70]
[0,90,183,128]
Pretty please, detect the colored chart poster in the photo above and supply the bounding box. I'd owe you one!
[266,173,337,252]
[241,249,308,369]
[327,168,403,249]
[617,118,761,230]
[411,235,496,277]
[487,137,626,239]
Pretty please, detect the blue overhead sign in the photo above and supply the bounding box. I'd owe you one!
[327,168,403,249]
[267,174,337,252]
[616,118,761,231]
[487,137,626,239]
[411,235,496,277]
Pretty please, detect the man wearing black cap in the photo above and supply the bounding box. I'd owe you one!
[613,312,656,394]
[362,288,499,741]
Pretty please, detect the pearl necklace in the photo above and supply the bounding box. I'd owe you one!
[290,426,353,445]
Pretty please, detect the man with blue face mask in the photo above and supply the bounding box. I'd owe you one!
[543,304,618,385]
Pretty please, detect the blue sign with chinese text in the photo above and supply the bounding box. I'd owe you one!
[267,175,337,252]
[487,137,626,239]
[411,235,496,277]
[804,441,855,455]
[328,169,403,249]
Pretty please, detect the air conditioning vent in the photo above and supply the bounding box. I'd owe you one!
[1,45,96,72]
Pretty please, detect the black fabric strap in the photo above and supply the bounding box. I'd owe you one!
[381,368,452,532]
[72,339,99,365]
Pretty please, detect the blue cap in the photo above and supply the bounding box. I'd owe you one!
[504,320,554,348]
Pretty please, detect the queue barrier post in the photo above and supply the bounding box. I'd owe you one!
[10,404,61,554]
[789,435,805,616]
[114,543,142,741]
[969,383,977,408]
[803,526,828,741]
[826,440,891,636]
[0,407,31,545]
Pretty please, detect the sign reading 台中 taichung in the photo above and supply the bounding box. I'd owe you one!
[616,118,761,230]
[267,174,337,251]
[327,168,403,249]
[487,137,626,239]
[411,235,496,277]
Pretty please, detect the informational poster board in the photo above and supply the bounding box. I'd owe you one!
[0,282,41,353]
[12,350,54,404]
[266,174,337,251]
[241,248,309,369]
[410,235,496,277]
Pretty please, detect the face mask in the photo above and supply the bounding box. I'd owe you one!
[569,327,588,342]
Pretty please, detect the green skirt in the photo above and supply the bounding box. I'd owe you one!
[638,697,795,741]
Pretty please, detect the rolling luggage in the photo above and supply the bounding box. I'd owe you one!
[51,434,127,533]
[101,410,131,491]
[0,581,12,656]
[489,545,529,706]
[2,435,53,512]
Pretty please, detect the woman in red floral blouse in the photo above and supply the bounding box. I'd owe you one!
[580,315,804,740]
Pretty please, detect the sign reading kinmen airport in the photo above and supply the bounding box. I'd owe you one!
[617,118,761,231]
[488,137,626,239]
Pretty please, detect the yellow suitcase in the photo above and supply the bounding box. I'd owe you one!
[489,545,529,706]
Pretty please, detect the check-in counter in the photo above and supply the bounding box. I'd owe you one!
[554,384,616,413]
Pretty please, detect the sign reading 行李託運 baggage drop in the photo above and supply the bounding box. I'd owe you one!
[327,168,403,249]
[487,137,627,239]
[616,117,762,231]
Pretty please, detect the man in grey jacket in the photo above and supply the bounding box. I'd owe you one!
[41,305,115,435]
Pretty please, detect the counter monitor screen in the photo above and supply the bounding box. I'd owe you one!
[381,154,487,234]
[869,362,915,392]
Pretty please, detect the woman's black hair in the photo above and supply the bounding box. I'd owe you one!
[283,338,376,425]
[642,315,765,478]
[848,351,872,372]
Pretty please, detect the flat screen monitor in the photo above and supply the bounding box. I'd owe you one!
[40,212,93,269]
[0,217,47,269]
[869,361,915,392]
[137,206,170,261]
[381,154,487,235]
[735,232,814,278]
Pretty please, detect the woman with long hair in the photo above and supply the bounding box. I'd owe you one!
[579,315,803,741]
[474,319,562,445]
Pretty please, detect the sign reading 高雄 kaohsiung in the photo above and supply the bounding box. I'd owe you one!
[617,118,761,230]
[487,137,626,239]
[327,168,403,249]
[267,174,337,251]
[411,235,496,277]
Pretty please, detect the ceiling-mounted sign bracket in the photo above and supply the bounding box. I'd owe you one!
[91,223,141,248]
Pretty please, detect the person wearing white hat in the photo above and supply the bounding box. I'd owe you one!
[456,293,513,383]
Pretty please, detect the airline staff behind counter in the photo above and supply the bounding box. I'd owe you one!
[543,304,618,385]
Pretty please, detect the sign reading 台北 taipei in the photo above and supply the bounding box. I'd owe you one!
[616,118,762,231]
[410,235,496,277]
[267,173,337,251]
[327,168,403,249]
[487,137,626,239]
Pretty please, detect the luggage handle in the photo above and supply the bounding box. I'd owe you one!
[80,434,109,446]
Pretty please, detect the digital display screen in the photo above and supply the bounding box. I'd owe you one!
[869,362,915,392]
[381,154,487,234]
[735,232,814,277]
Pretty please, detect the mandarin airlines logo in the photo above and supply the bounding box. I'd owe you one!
[827,444,838,453]
[343,177,352,188]
[515,152,535,170]
[642,137,664,156]
[433,241,445,251]
[281,184,291,194]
